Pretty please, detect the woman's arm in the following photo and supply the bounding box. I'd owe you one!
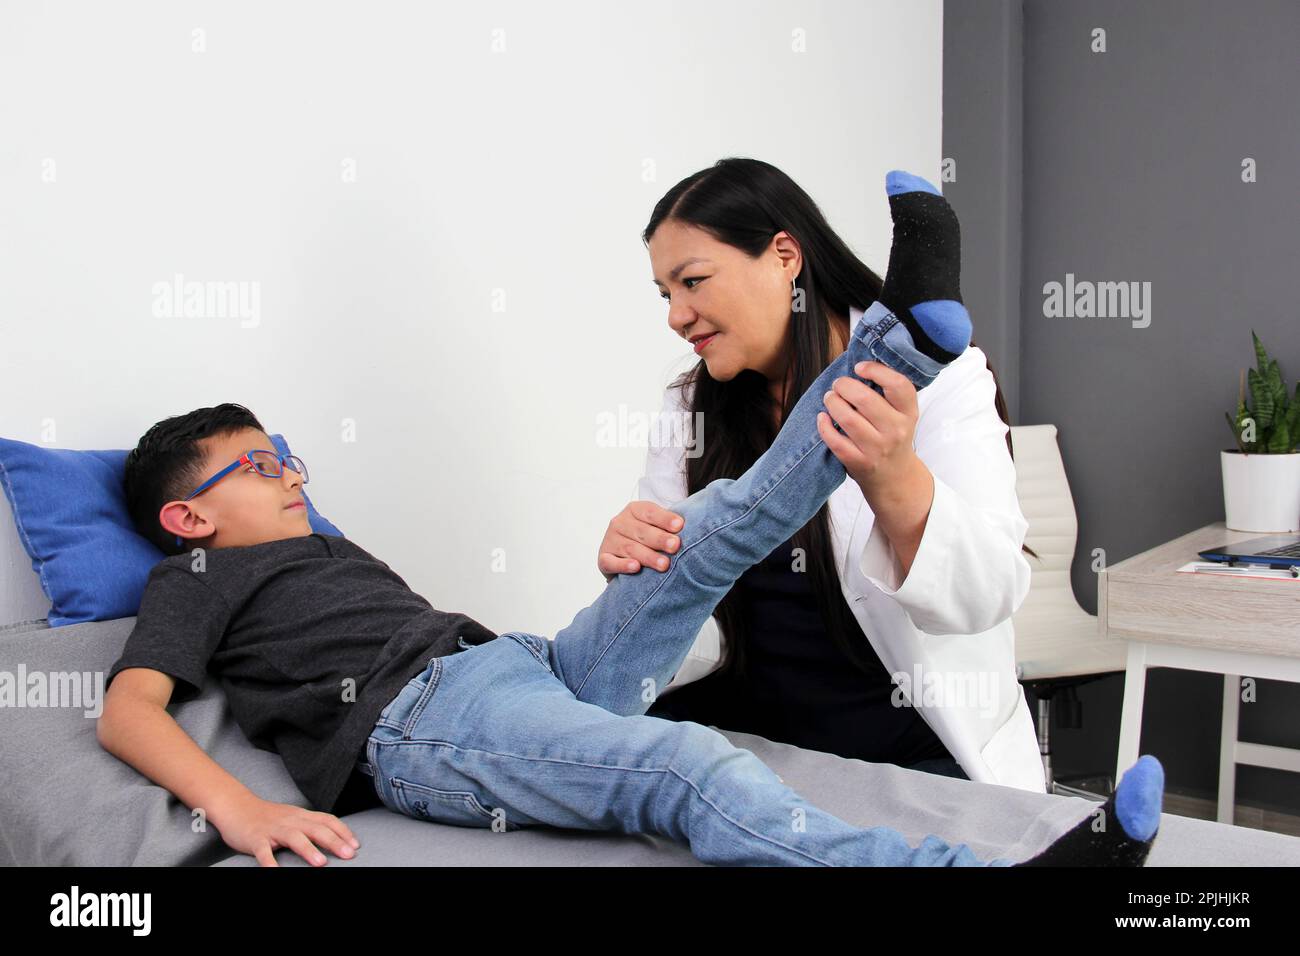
[857,451,934,579]
[854,349,1032,635]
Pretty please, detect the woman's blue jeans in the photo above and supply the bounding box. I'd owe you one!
[363,302,1015,866]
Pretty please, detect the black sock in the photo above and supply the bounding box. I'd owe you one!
[1016,754,1164,867]
[877,170,970,365]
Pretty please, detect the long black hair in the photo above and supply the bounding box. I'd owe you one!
[642,157,1036,678]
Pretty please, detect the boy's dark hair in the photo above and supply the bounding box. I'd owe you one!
[124,403,266,555]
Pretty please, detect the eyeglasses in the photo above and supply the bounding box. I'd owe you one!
[173,450,309,547]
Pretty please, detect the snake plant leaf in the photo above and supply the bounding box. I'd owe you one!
[1267,416,1292,453]
[1252,329,1269,373]
[1248,366,1275,427]
[1226,411,1254,452]
[1267,358,1286,410]
[1287,384,1300,444]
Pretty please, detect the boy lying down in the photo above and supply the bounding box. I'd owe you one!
[100,173,1164,866]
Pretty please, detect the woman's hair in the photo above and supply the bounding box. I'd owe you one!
[642,157,1037,678]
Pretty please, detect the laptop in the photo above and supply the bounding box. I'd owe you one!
[1198,533,1300,569]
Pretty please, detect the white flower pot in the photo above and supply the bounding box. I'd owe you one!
[1221,450,1300,532]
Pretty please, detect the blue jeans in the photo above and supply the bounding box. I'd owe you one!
[362,302,1014,866]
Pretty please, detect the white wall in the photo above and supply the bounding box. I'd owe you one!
[0,0,943,637]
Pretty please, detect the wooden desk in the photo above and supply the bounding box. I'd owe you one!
[1098,522,1300,823]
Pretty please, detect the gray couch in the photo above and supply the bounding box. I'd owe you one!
[3,615,1298,867]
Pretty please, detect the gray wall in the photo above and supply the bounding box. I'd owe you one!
[945,0,1300,814]
[940,0,1023,407]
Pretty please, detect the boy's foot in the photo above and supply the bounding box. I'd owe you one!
[875,169,972,364]
[1015,754,1165,866]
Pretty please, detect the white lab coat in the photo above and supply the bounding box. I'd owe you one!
[634,305,1047,793]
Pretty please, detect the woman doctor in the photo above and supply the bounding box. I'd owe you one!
[596,158,1046,792]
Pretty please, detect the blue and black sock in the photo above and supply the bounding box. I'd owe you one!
[1016,754,1165,866]
[876,170,972,364]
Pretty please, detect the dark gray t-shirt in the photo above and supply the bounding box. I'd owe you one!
[106,533,498,813]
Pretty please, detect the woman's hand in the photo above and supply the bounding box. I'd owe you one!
[598,501,684,578]
[816,360,922,492]
[817,360,935,578]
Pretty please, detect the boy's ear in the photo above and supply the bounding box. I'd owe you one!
[159,501,214,544]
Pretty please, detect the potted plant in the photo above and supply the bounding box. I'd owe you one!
[1222,331,1300,532]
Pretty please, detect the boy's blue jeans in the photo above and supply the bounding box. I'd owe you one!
[362,302,1015,866]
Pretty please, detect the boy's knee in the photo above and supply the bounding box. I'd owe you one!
[666,722,768,788]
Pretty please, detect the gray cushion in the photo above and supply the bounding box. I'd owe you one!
[216,727,1300,867]
[1,617,305,865]
[0,618,49,636]
[4,617,1299,867]
[0,491,52,629]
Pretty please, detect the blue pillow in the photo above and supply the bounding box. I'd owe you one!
[0,433,341,627]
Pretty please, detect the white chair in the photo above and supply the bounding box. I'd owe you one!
[1009,424,1127,798]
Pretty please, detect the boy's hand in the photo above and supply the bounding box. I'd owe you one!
[215,793,361,867]
[598,501,684,578]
